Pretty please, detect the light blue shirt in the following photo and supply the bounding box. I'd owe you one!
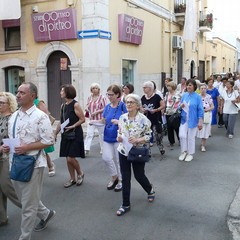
[180,92,204,128]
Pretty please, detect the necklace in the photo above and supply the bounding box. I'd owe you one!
[105,101,120,128]
[227,90,233,98]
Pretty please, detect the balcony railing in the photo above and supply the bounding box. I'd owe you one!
[199,13,213,32]
[174,0,186,13]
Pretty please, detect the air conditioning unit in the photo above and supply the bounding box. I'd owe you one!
[172,35,184,49]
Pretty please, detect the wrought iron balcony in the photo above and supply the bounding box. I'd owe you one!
[174,0,186,26]
[174,0,186,13]
[199,13,213,32]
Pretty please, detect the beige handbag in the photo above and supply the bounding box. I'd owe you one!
[203,111,211,124]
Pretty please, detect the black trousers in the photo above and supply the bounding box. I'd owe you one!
[166,115,179,145]
[119,153,152,207]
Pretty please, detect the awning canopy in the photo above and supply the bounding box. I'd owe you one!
[0,0,21,20]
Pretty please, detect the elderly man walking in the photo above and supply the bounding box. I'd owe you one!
[3,82,56,240]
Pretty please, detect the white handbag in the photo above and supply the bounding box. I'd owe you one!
[203,111,211,124]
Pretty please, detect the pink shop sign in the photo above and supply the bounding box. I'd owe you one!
[31,8,77,42]
[118,14,144,45]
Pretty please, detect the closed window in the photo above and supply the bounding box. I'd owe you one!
[4,26,21,51]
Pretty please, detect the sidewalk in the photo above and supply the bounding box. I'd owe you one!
[228,185,240,240]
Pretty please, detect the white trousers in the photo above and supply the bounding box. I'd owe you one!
[179,123,197,155]
[84,124,104,152]
[12,167,50,240]
[102,142,122,180]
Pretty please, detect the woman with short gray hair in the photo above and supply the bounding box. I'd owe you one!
[116,93,154,216]
[84,83,107,155]
[141,81,165,154]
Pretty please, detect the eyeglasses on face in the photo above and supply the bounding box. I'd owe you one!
[126,101,137,105]
[0,101,8,105]
[106,93,115,97]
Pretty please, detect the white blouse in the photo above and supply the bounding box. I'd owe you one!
[221,90,239,114]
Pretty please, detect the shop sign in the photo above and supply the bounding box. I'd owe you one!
[118,14,144,45]
[31,8,77,42]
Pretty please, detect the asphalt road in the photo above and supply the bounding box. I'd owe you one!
[1,120,240,240]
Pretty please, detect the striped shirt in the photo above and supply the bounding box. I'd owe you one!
[86,94,108,120]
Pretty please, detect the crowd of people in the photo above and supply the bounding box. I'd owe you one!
[0,74,240,238]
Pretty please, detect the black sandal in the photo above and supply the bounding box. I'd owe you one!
[116,206,130,216]
[148,185,155,202]
[148,191,155,202]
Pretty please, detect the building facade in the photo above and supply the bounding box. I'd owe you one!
[0,0,237,118]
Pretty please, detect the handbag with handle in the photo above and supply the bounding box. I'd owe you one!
[127,146,149,163]
[168,110,181,128]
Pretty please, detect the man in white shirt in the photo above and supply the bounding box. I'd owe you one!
[3,82,55,240]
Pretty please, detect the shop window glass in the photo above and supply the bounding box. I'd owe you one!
[5,67,25,94]
[4,26,21,51]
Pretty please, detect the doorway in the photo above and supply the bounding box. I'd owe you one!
[47,51,71,119]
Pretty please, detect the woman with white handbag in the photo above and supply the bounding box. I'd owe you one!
[196,84,214,152]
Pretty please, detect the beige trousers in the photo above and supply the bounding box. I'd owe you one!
[12,167,50,240]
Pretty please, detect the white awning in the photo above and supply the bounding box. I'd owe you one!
[0,0,21,20]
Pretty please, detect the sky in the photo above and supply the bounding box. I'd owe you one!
[207,0,240,46]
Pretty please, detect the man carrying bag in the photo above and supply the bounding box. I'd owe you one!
[3,82,56,240]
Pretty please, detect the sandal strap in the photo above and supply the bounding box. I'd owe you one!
[117,206,130,216]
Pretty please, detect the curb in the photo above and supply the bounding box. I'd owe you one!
[227,184,240,240]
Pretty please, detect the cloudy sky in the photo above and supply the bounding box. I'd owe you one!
[207,0,240,46]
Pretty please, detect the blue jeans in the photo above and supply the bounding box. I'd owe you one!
[119,153,152,207]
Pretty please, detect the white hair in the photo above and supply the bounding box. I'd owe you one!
[125,94,142,109]
[143,81,154,90]
[90,83,101,91]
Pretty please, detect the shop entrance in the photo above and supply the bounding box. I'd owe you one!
[47,51,71,119]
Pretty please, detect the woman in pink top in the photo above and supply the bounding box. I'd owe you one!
[84,83,108,154]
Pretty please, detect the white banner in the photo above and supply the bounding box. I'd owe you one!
[183,0,197,42]
[0,0,21,20]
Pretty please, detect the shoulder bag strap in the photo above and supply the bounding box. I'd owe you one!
[12,113,19,138]
[12,112,41,158]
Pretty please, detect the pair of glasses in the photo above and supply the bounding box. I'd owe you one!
[126,101,137,105]
[0,101,8,105]
[106,93,115,97]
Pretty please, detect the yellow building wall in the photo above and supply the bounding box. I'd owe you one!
[5,0,83,69]
[109,0,173,77]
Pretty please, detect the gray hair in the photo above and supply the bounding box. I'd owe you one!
[125,94,142,109]
[199,83,207,88]
[90,82,101,91]
[143,81,154,90]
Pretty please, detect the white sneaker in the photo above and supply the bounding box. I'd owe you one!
[48,163,55,177]
[85,150,89,155]
[229,134,233,139]
[201,146,206,152]
[179,152,187,161]
[150,143,154,147]
[114,181,122,192]
[185,154,193,162]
